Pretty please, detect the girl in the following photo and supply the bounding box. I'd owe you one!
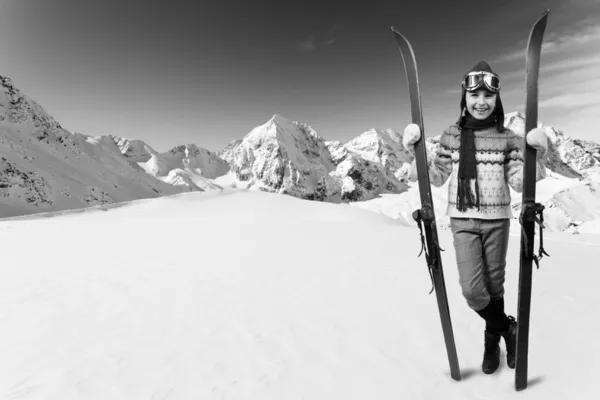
[402,61,548,374]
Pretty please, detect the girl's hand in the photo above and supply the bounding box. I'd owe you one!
[526,128,548,157]
[403,123,421,154]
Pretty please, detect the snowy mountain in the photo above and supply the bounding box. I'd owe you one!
[343,113,600,234]
[218,114,340,201]
[505,112,600,179]
[0,76,190,218]
[1,72,598,233]
[164,144,229,179]
[111,137,228,192]
[329,128,411,201]
[324,139,345,163]
[342,128,413,174]
[221,112,600,205]
[0,76,227,218]
[219,115,412,202]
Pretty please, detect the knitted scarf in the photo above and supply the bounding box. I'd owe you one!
[456,113,496,212]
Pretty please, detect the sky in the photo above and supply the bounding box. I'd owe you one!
[1,188,599,398]
[0,0,599,152]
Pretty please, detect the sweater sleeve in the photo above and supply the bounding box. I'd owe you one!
[407,129,453,187]
[504,131,547,193]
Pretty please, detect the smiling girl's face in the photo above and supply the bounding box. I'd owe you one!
[465,89,497,120]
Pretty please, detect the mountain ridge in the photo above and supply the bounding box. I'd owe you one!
[1,75,598,231]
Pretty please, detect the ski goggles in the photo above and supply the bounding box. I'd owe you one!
[462,71,501,93]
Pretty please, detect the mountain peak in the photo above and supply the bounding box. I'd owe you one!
[505,111,525,120]
[267,113,294,128]
[1,75,63,133]
[245,114,302,143]
[168,143,202,154]
[220,114,336,198]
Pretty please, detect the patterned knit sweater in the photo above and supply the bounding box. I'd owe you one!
[409,124,546,220]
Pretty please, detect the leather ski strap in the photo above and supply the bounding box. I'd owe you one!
[532,206,550,268]
[519,202,550,269]
[413,208,444,294]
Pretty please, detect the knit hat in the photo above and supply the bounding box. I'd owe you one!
[458,60,505,131]
[463,60,496,80]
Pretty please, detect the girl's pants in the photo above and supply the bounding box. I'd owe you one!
[449,217,510,311]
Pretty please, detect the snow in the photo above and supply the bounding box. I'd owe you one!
[2,76,598,223]
[0,113,184,218]
[1,189,598,399]
[0,75,232,217]
[350,173,600,235]
[218,113,338,199]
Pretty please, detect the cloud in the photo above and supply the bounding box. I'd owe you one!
[507,60,600,117]
[296,34,337,52]
[296,21,341,52]
[542,53,600,73]
[543,105,600,142]
[495,20,600,112]
[539,90,600,109]
[538,60,600,107]
[297,35,318,52]
[496,23,600,62]
[478,14,600,141]
[515,57,600,140]
[322,38,337,46]
[501,53,600,83]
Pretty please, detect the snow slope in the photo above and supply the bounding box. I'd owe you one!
[353,174,600,234]
[0,75,229,218]
[2,71,598,227]
[111,137,228,191]
[0,76,186,218]
[2,70,599,232]
[352,113,600,234]
[1,190,598,399]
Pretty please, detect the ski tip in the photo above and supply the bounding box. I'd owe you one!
[537,9,550,22]
[391,28,408,42]
[530,9,550,37]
